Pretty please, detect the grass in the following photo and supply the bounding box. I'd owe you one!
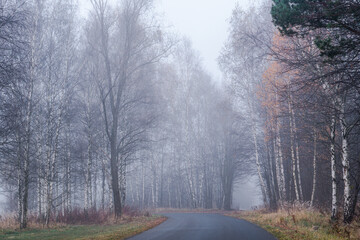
[0,215,166,240]
[226,209,360,240]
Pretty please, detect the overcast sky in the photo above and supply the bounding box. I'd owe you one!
[156,0,252,81]
[78,0,252,81]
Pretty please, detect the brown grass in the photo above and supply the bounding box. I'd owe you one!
[0,206,146,230]
[226,208,360,240]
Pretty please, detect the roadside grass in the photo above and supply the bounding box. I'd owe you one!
[0,215,166,240]
[227,209,360,240]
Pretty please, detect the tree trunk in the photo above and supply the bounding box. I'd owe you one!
[120,156,126,209]
[93,165,97,209]
[101,152,106,210]
[310,128,317,207]
[288,97,299,202]
[330,114,338,220]
[249,100,268,204]
[110,137,122,217]
[339,99,353,223]
[275,115,286,204]
[85,129,93,210]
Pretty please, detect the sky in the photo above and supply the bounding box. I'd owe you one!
[156,0,251,81]
[78,0,252,81]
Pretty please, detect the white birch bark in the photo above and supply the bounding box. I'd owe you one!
[330,115,338,220]
[101,157,106,210]
[276,121,285,202]
[274,93,286,204]
[249,100,268,204]
[93,165,97,209]
[310,128,317,207]
[288,96,299,201]
[339,98,352,223]
[294,125,303,201]
[85,142,92,209]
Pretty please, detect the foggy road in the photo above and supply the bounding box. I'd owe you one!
[128,213,277,240]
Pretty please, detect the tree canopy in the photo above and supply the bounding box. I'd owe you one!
[271,0,360,58]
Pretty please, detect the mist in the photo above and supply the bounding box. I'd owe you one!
[1,0,360,232]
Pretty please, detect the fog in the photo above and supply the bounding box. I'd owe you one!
[2,0,360,230]
[1,1,261,218]
[79,0,251,81]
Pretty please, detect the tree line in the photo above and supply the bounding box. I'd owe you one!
[0,0,254,229]
[220,0,360,224]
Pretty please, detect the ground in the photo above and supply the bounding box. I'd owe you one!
[0,215,166,240]
[2,208,359,240]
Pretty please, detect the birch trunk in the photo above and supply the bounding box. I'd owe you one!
[272,136,280,201]
[18,2,40,226]
[330,114,338,220]
[93,166,97,209]
[294,136,303,200]
[85,144,92,209]
[288,96,299,201]
[66,141,71,212]
[167,179,171,207]
[266,140,277,209]
[85,116,93,210]
[310,128,317,207]
[339,99,353,223]
[101,157,106,210]
[249,100,268,204]
[275,114,286,204]
[141,160,145,208]
[37,169,42,218]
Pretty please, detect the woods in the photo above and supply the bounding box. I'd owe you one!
[0,0,359,232]
[220,0,360,225]
[0,0,254,229]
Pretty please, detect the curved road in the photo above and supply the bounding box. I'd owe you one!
[128,213,277,240]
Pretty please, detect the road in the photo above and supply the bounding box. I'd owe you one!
[128,213,277,240]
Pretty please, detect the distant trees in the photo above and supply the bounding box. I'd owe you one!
[219,2,276,209]
[123,39,252,210]
[0,0,254,229]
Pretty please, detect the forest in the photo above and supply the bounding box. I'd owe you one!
[0,0,359,233]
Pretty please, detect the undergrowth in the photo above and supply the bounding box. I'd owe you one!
[0,205,148,230]
[0,206,165,240]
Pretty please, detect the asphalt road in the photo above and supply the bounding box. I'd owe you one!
[128,213,277,240]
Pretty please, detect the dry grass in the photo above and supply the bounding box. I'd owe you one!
[0,214,167,240]
[0,207,146,230]
[226,208,360,240]
[0,213,68,230]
